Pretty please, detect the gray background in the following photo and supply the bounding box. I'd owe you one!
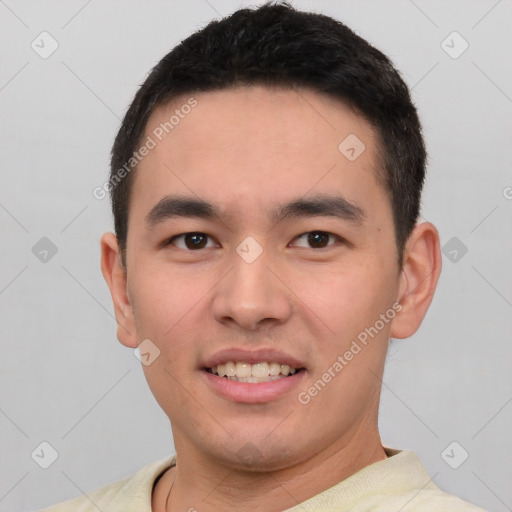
[1,0,511,510]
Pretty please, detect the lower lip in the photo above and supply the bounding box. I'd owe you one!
[202,369,306,404]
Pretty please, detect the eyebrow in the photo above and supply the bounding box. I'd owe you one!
[145,193,366,228]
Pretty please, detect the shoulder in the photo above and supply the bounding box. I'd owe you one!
[38,456,176,512]
[285,448,488,512]
[370,487,488,512]
[358,449,488,512]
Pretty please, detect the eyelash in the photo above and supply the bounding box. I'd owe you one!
[164,231,345,251]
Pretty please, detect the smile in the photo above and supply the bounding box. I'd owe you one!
[205,361,300,383]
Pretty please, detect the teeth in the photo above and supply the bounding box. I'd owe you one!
[208,361,300,380]
[236,375,282,383]
[252,362,270,377]
[235,362,252,378]
[280,364,291,376]
[269,362,281,376]
[224,361,236,376]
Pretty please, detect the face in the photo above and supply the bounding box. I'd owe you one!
[114,86,406,470]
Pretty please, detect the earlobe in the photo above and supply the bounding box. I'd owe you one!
[100,232,139,348]
[390,222,442,340]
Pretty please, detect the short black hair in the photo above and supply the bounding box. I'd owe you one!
[110,1,426,269]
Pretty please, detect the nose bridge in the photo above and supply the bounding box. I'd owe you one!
[211,237,292,330]
[233,245,271,299]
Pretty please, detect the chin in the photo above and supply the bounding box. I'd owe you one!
[204,435,310,473]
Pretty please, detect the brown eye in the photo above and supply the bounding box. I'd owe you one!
[293,231,339,249]
[167,232,216,250]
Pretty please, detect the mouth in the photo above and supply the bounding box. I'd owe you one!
[201,349,307,403]
[204,361,304,383]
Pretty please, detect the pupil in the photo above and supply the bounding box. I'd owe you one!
[186,233,206,249]
[308,231,328,248]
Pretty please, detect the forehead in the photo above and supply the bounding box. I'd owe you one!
[145,85,376,161]
[131,86,389,228]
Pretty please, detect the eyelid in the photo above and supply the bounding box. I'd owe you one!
[291,231,344,248]
[165,232,219,249]
[164,230,346,250]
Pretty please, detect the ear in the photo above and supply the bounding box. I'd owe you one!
[390,222,442,339]
[100,232,138,348]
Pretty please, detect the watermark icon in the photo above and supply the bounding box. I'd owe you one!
[134,338,160,366]
[442,236,468,263]
[441,31,469,60]
[297,302,402,405]
[441,441,469,469]
[237,442,263,465]
[32,237,58,263]
[31,441,59,469]
[503,186,512,200]
[338,134,366,161]
[93,97,198,200]
[31,31,59,59]
[236,236,263,263]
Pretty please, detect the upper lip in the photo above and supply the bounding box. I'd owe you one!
[202,348,306,369]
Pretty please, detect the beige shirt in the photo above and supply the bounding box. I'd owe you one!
[40,447,487,511]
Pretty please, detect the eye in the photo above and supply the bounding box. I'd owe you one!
[165,232,218,250]
[164,230,344,251]
[291,231,342,249]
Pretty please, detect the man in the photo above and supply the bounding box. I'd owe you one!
[43,2,486,511]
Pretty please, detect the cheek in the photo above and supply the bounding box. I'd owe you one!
[128,264,197,354]
[131,268,199,415]
[131,262,193,328]
[296,260,397,344]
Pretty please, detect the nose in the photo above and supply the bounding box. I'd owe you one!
[210,243,293,332]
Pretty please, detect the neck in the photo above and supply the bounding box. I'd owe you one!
[153,423,387,512]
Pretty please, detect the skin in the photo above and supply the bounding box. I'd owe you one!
[101,85,441,511]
